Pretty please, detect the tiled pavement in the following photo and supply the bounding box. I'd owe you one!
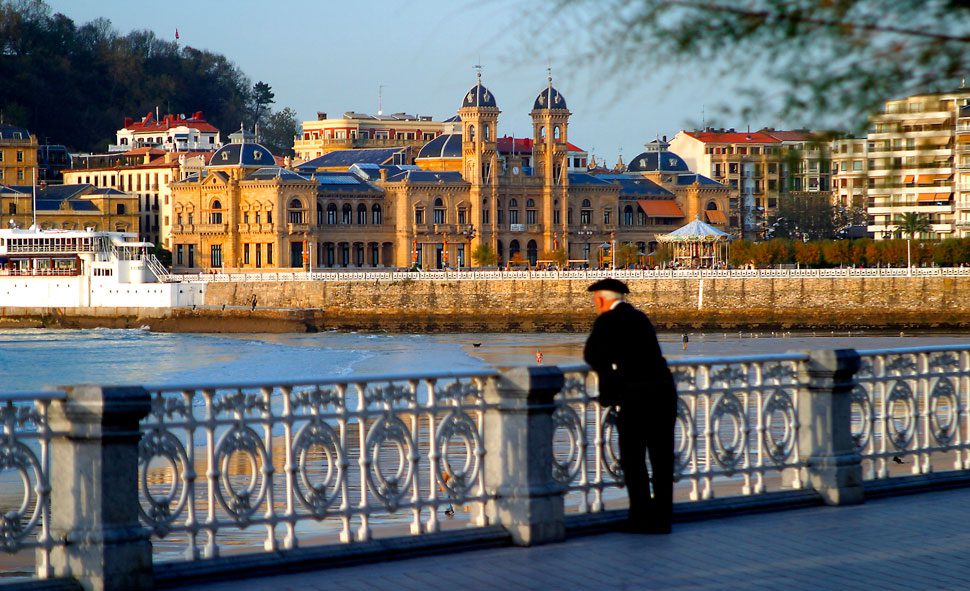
[175,487,970,591]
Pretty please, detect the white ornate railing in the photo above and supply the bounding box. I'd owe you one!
[853,345,970,479]
[553,354,807,512]
[165,266,970,283]
[138,370,497,561]
[0,390,65,578]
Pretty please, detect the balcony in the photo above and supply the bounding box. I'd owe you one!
[195,223,228,234]
[527,224,544,233]
[433,224,458,234]
[287,223,311,234]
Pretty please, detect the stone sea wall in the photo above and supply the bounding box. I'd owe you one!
[3,276,969,332]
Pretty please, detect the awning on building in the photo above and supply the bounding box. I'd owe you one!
[903,175,915,183]
[917,192,952,202]
[637,199,685,218]
[956,133,970,143]
[917,173,952,184]
[704,209,728,224]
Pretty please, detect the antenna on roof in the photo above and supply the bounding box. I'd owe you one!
[378,84,385,116]
[701,104,705,130]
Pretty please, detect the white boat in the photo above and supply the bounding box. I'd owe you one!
[0,227,204,308]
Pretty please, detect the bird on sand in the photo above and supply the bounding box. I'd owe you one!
[892,455,906,464]
[472,343,482,347]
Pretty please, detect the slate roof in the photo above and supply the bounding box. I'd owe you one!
[0,123,32,140]
[208,143,276,168]
[461,80,497,108]
[593,174,675,198]
[245,167,312,181]
[675,173,724,186]
[4,184,110,212]
[296,148,407,171]
[386,170,465,184]
[533,85,567,111]
[628,151,691,173]
[417,133,462,159]
[310,172,382,194]
[567,172,612,186]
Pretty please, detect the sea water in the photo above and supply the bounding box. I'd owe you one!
[2,327,970,392]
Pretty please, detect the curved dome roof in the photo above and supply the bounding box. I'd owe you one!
[533,85,567,110]
[628,150,690,173]
[417,133,462,159]
[462,81,497,109]
[208,142,275,168]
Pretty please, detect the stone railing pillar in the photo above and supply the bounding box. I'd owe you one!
[484,367,566,546]
[797,349,864,506]
[47,385,153,591]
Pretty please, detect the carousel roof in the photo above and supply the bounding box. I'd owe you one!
[658,217,730,242]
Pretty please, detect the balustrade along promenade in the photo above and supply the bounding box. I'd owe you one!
[3,345,970,590]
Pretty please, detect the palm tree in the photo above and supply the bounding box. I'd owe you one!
[895,212,932,273]
[895,212,931,239]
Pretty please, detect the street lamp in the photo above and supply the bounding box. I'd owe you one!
[577,225,593,268]
[610,230,616,272]
[458,224,476,269]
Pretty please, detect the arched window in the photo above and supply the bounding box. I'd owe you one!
[357,203,367,225]
[433,197,445,224]
[327,203,337,224]
[526,198,535,208]
[637,242,647,255]
[482,198,489,224]
[209,200,222,224]
[554,126,561,140]
[342,203,352,224]
[116,203,125,215]
[624,205,634,226]
[526,240,538,266]
[706,201,719,210]
[553,199,561,224]
[582,199,591,208]
[288,199,304,224]
[468,125,476,142]
[317,201,324,225]
[539,126,546,139]
[483,124,490,140]
[371,203,382,225]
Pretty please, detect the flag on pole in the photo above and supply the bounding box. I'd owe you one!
[175,29,180,40]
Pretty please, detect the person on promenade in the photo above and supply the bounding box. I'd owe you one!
[583,278,677,534]
[250,294,258,311]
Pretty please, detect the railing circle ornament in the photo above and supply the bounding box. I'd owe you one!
[214,426,269,525]
[929,377,958,447]
[293,420,344,517]
[762,389,796,465]
[886,380,917,451]
[551,404,584,484]
[601,406,622,480]
[711,392,747,472]
[850,385,873,452]
[365,415,415,511]
[138,428,189,534]
[673,398,693,478]
[0,440,43,552]
[435,410,481,498]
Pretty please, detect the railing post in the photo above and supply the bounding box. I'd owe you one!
[797,349,864,506]
[47,386,153,591]
[484,367,566,546]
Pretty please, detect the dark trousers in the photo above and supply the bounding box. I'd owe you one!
[617,405,674,528]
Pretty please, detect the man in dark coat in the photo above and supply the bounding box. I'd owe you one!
[583,278,677,533]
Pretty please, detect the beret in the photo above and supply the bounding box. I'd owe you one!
[586,278,630,294]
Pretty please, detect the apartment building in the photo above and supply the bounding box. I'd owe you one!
[831,138,868,211]
[0,124,38,186]
[864,90,970,239]
[294,112,448,161]
[110,111,222,153]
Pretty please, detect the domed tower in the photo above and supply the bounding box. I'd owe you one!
[530,70,570,254]
[457,69,500,253]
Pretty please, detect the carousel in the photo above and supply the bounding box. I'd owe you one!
[657,217,731,267]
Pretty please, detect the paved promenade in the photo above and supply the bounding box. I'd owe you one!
[175,487,970,591]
